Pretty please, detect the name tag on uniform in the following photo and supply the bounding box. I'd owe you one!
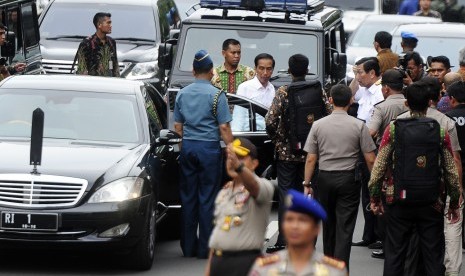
[109,61,113,70]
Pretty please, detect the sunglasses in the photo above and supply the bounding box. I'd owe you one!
[232,139,250,157]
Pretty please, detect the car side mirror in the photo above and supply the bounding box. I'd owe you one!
[158,42,174,71]
[169,29,180,40]
[331,52,347,81]
[156,129,182,145]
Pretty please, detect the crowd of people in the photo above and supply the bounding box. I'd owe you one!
[171,28,465,275]
[70,7,465,276]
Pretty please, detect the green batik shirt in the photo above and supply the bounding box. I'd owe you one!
[211,64,255,93]
[75,33,120,77]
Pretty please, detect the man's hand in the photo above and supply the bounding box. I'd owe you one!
[447,208,460,224]
[304,186,313,197]
[226,144,240,178]
[13,63,26,73]
[370,202,384,216]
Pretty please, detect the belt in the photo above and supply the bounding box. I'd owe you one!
[213,249,261,257]
[320,169,355,174]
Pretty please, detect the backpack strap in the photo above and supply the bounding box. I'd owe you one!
[212,90,225,118]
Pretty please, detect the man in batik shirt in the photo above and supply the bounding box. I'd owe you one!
[211,38,255,93]
[76,12,120,77]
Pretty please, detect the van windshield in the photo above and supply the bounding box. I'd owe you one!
[40,3,157,42]
[179,27,319,77]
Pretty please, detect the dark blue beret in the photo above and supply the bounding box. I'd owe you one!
[193,49,213,70]
[401,31,418,42]
[286,189,327,221]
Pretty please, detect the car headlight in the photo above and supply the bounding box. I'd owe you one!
[126,61,158,80]
[88,177,144,203]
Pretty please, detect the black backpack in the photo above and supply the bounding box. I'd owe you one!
[392,117,444,205]
[287,80,327,153]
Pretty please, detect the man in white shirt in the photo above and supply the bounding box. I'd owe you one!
[350,57,383,250]
[353,57,383,124]
[232,53,275,131]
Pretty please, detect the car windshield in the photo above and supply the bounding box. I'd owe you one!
[0,89,141,144]
[391,36,463,68]
[349,21,398,47]
[40,3,157,42]
[325,0,374,11]
[179,27,319,77]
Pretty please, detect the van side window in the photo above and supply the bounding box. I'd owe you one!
[21,3,39,49]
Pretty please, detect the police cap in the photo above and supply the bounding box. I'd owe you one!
[286,189,327,221]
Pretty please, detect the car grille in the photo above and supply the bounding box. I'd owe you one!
[0,174,88,208]
[42,59,130,75]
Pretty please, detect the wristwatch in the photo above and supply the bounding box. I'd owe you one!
[235,162,245,173]
[302,181,312,188]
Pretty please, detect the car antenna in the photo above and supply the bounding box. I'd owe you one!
[30,108,44,175]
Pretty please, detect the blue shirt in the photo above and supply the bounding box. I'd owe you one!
[399,0,418,15]
[174,79,232,141]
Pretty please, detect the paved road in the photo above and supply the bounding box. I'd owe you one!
[1,204,464,275]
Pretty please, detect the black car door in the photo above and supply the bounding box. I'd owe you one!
[227,94,274,177]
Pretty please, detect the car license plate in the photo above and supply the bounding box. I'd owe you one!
[0,212,58,231]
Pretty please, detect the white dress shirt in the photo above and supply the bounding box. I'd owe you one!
[231,77,275,131]
[355,82,383,124]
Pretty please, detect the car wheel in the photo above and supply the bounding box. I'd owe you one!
[128,195,156,270]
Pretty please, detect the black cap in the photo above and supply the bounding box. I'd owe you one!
[232,138,258,159]
[382,69,404,86]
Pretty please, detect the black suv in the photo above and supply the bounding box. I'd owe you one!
[160,0,347,91]
[38,0,178,90]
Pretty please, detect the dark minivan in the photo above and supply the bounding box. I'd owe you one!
[38,0,178,90]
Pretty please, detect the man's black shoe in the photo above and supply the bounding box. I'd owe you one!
[351,240,373,247]
[368,241,383,250]
[266,244,286,253]
[371,249,385,259]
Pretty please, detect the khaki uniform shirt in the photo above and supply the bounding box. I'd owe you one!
[377,49,399,74]
[248,250,347,276]
[209,175,274,251]
[367,94,409,145]
[303,110,376,171]
[397,107,461,152]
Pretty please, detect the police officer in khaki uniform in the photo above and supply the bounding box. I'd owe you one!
[248,189,347,276]
[206,138,274,276]
[368,69,409,146]
[303,84,377,270]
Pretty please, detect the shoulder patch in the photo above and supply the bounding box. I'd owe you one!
[256,254,280,267]
[322,256,346,270]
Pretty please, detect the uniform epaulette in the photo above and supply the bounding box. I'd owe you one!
[397,110,409,117]
[256,254,280,267]
[373,100,385,107]
[374,79,382,85]
[322,256,346,270]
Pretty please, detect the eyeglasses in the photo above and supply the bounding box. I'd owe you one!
[232,139,250,157]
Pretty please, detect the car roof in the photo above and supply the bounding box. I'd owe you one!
[363,14,442,23]
[392,22,465,36]
[0,75,144,94]
[51,0,153,6]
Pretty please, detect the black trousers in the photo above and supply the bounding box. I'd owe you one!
[317,170,359,270]
[384,204,445,276]
[358,154,378,243]
[210,250,261,276]
[276,160,305,246]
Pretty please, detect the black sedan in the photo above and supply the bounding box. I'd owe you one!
[0,75,181,270]
[0,75,275,268]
